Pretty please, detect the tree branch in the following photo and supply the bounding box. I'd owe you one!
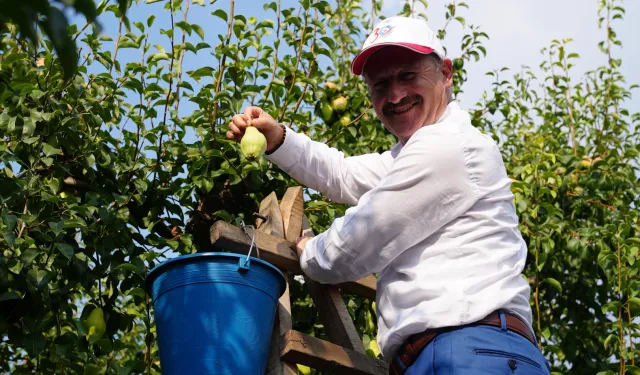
[278,5,310,122]
[211,0,235,136]
[260,0,281,106]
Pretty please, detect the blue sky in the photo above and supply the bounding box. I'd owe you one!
[68,0,639,116]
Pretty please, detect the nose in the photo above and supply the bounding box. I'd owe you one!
[386,80,407,104]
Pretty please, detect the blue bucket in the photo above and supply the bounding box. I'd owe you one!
[145,252,286,375]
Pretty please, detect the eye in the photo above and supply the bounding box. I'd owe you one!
[399,72,416,81]
[373,80,388,91]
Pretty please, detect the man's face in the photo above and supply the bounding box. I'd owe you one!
[363,47,453,144]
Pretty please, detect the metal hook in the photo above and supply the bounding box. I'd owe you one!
[240,220,258,265]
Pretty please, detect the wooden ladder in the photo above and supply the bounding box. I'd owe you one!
[208,186,388,375]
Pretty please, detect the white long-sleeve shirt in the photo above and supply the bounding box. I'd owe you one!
[266,101,533,360]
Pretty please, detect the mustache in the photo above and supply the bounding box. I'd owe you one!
[382,96,423,116]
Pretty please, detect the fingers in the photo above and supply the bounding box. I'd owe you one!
[226,107,272,143]
[244,106,263,123]
[231,113,249,129]
[226,114,249,142]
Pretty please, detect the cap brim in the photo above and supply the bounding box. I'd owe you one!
[351,42,435,76]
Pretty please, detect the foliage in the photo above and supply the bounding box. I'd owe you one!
[0,0,638,374]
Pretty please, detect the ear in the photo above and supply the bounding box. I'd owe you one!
[440,58,454,88]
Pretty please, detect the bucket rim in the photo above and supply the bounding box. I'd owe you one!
[144,252,287,297]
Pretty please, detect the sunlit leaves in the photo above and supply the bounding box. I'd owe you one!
[0,0,637,373]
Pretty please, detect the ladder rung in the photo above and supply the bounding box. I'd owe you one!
[209,220,377,300]
[280,330,389,375]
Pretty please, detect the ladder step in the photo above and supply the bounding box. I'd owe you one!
[209,220,377,300]
[281,330,389,375]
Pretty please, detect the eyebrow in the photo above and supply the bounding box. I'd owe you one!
[367,65,418,83]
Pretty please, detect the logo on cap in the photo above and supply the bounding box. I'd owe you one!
[368,25,395,44]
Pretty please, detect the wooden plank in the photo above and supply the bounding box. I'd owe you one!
[258,194,297,375]
[209,220,377,299]
[337,275,377,302]
[266,275,298,375]
[256,191,285,239]
[210,220,301,272]
[280,186,304,242]
[301,216,365,353]
[281,330,388,375]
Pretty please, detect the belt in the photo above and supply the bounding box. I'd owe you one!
[389,310,537,375]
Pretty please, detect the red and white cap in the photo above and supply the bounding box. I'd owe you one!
[351,16,446,76]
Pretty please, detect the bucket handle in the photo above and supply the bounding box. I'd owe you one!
[238,220,258,272]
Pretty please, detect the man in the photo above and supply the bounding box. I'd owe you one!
[226,16,551,375]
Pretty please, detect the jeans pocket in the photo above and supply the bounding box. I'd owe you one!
[474,348,543,370]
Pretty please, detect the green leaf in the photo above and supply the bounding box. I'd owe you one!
[604,333,616,349]
[629,297,640,311]
[626,366,640,375]
[118,0,129,15]
[256,19,275,29]
[151,52,169,61]
[42,143,62,156]
[25,332,46,357]
[74,0,99,21]
[28,269,50,289]
[0,291,21,302]
[117,207,130,222]
[3,232,16,246]
[212,9,228,22]
[65,218,87,229]
[4,167,14,178]
[2,210,17,231]
[47,178,61,194]
[56,242,74,260]
[22,248,40,265]
[115,263,140,274]
[8,259,22,274]
[49,221,64,236]
[22,118,36,136]
[543,278,562,293]
[40,7,78,81]
[192,24,205,40]
[541,327,550,339]
[22,136,40,144]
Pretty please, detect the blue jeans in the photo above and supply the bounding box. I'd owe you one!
[401,312,552,374]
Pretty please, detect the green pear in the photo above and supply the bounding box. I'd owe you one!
[241,126,267,160]
[331,96,348,112]
[297,364,312,375]
[324,81,338,95]
[339,114,352,127]
[85,307,106,343]
[320,101,334,122]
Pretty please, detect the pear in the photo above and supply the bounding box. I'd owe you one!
[339,114,352,127]
[85,307,106,343]
[324,81,338,94]
[331,96,348,112]
[297,364,312,374]
[241,126,267,160]
[320,101,334,122]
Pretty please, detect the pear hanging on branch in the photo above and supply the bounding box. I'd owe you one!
[85,307,106,343]
[241,125,267,160]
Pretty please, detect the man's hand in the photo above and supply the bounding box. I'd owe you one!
[226,106,284,152]
[295,236,311,259]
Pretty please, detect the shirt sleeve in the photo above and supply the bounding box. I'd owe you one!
[299,127,482,284]
[266,127,395,205]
